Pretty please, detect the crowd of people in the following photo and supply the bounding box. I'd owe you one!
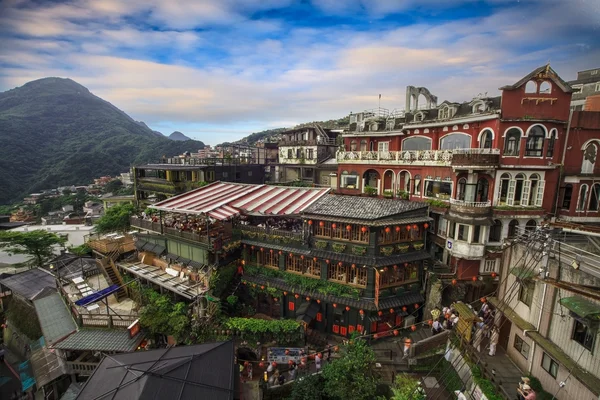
[238,216,303,233]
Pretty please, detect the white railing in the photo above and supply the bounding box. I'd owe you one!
[336,150,453,165]
[452,148,500,155]
[449,199,492,208]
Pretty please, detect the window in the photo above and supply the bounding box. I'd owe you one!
[483,259,497,273]
[287,149,293,159]
[414,112,424,122]
[424,180,452,199]
[578,184,589,211]
[398,171,411,193]
[473,225,481,243]
[499,173,511,205]
[572,319,595,351]
[526,174,539,206]
[480,129,493,149]
[360,140,367,151]
[457,178,467,201]
[402,137,432,151]
[525,125,545,157]
[519,280,535,306]
[589,184,600,211]
[562,184,573,209]
[525,80,537,93]
[473,103,485,114]
[440,133,471,150]
[595,82,600,92]
[307,149,314,159]
[457,225,469,241]
[296,148,303,159]
[513,173,526,206]
[547,130,557,158]
[582,143,598,174]
[541,352,559,378]
[350,140,357,151]
[508,219,520,238]
[413,175,422,195]
[539,81,551,94]
[525,220,537,232]
[476,178,489,202]
[341,172,359,189]
[514,335,530,359]
[504,129,521,156]
[286,255,303,273]
[489,220,502,242]
[328,263,350,283]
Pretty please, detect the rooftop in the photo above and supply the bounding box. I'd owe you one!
[33,291,77,346]
[0,268,56,301]
[53,328,144,352]
[304,195,428,221]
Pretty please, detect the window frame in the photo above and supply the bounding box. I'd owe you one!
[513,334,530,359]
[503,129,521,156]
[518,279,535,307]
[525,126,545,157]
[541,352,559,379]
[571,319,595,352]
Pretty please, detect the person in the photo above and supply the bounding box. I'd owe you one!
[270,370,279,386]
[489,326,499,356]
[479,301,490,318]
[454,390,467,400]
[473,324,484,353]
[326,345,332,361]
[517,384,536,400]
[247,363,253,380]
[415,382,426,398]
[518,377,531,390]
[278,373,286,386]
[403,338,412,358]
[315,353,322,372]
[289,364,297,381]
[432,319,442,335]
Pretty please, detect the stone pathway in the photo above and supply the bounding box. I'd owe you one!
[474,343,522,400]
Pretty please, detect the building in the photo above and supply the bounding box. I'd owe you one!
[9,224,95,247]
[568,67,600,111]
[272,124,340,186]
[491,230,600,400]
[335,65,596,303]
[101,194,135,210]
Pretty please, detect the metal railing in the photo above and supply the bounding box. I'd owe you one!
[67,361,98,375]
[163,226,210,244]
[130,217,162,233]
[239,225,303,240]
[449,199,492,207]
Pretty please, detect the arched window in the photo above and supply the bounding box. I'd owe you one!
[526,219,537,232]
[513,173,526,206]
[539,81,551,94]
[457,178,467,201]
[578,184,589,211]
[504,128,521,156]
[582,142,598,174]
[489,220,502,242]
[480,129,493,149]
[398,171,411,193]
[499,173,511,205]
[350,140,357,151]
[508,220,520,238]
[476,178,489,202]
[402,137,432,151]
[473,103,485,114]
[525,125,545,157]
[440,133,471,150]
[546,130,557,158]
[562,184,573,209]
[360,140,367,151]
[525,81,537,93]
[589,184,600,211]
[413,174,422,195]
[527,174,540,207]
[414,112,424,122]
[370,141,374,151]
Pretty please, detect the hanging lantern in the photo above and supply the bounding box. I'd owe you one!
[261,285,265,290]
[451,279,457,285]
[413,224,418,230]
[378,310,383,316]
[285,349,290,355]
[384,266,389,272]
[294,294,299,299]
[274,297,278,302]
[278,251,283,255]
[359,309,364,315]
[313,257,318,262]
[308,220,313,226]
[472,276,478,282]
[402,306,407,312]
[272,362,277,368]
[300,255,305,260]
[406,225,411,231]
[251,245,255,250]
[411,325,417,331]
[393,265,398,270]
[283,291,288,295]
[346,225,352,231]
[332,223,337,230]
[428,320,433,326]
[334,346,339,352]
[338,262,343,266]
[395,226,401,232]
[317,353,322,359]
[374,333,379,339]
[333,303,337,308]
[319,221,324,227]
[289,253,293,258]
[317,299,321,304]
[260,247,264,252]
[480,297,487,303]
[345,306,350,312]
[385,227,391,233]
[393,329,399,336]
[423,223,429,229]
[259,362,265,368]
[414,303,420,309]
[389,308,394,314]
[244,361,249,367]
[306,296,310,301]
[325,259,330,264]
[269,249,273,254]
[491,272,497,278]
[242,260,246,265]
[351,264,356,269]
[361,226,367,233]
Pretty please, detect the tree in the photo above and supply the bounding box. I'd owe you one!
[136,284,191,343]
[103,179,123,194]
[287,374,325,400]
[322,338,380,400]
[0,230,67,268]
[390,374,425,400]
[94,203,135,234]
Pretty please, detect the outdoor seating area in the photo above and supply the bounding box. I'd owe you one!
[238,215,303,233]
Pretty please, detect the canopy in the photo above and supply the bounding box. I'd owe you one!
[559,296,600,321]
[74,284,120,307]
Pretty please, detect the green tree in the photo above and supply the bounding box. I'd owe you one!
[137,286,191,342]
[390,374,425,400]
[103,179,123,194]
[94,203,135,234]
[287,374,325,400]
[0,230,67,268]
[322,338,380,400]
[68,243,92,256]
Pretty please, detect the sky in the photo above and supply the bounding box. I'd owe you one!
[0,0,599,145]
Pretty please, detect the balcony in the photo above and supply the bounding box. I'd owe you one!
[450,148,500,168]
[67,360,98,376]
[130,217,211,245]
[336,148,500,167]
[449,240,486,259]
[239,224,303,245]
[136,177,179,194]
[130,216,162,233]
[449,199,492,216]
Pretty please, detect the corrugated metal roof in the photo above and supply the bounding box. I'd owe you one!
[33,292,77,346]
[559,296,600,320]
[150,181,330,220]
[0,268,56,301]
[53,329,143,352]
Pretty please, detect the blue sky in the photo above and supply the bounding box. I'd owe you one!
[0,0,599,145]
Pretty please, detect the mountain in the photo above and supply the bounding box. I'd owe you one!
[136,121,164,137]
[0,77,205,205]
[169,131,192,141]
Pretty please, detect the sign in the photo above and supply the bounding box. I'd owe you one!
[165,267,179,277]
[374,269,380,310]
[128,319,140,338]
[446,239,453,250]
[267,347,304,363]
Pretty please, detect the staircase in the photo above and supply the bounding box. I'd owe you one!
[97,246,127,301]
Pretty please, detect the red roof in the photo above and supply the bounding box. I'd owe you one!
[150,182,330,220]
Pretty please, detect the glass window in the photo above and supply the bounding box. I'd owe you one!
[547,130,557,158]
[480,129,493,149]
[350,140,357,151]
[287,149,293,158]
[413,175,422,195]
[473,225,481,243]
[525,125,545,157]
[504,129,521,156]
[489,220,502,242]
[508,219,519,238]
[402,137,432,151]
[341,173,359,189]
[440,134,471,150]
[582,143,597,174]
[499,173,511,204]
[541,353,559,378]
[514,335,530,359]
[360,140,367,151]
[578,184,589,210]
[572,320,595,351]
[424,180,452,199]
[519,280,535,306]
[457,225,469,241]
[525,220,537,232]
[562,184,573,209]
[590,184,600,211]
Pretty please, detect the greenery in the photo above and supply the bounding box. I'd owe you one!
[244,265,360,299]
[287,374,325,400]
[0,230,67,267]
[36,191,93,215]
[413,241,424,250]
[526,375,553,400]
[425,199,450,208]
[103,179,123,194]
[322,338,380,400]
[0,77,205,205]
[380,246,395,256]
[351,246,367,256]
[471,366,503,400]
[315,240,328,249]
[397,244,410,253]
[390,374,425,400]
[226,295,238,306]
[331,243,346,253]
[5,297,43,340]
[209,262,238,298]
[364,186,377,196]
[396,190,409,200]
[68,243,92,256]
[223,318,302,345]
[94,203,135,233]
[383,189,394,199]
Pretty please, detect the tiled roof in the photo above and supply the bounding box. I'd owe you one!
[379,292,424,309]
[0,268,56,301]
[303,215,432,227]
[33,292,77,346]
[304,195,427,221]
[309,249,430,267]
[52,328,144,352]
[30,346,67,389]
[242,240,311,256]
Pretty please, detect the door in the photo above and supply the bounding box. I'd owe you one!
[378,142,389,152]
[499,315,511,350]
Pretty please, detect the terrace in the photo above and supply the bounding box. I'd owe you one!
[336,148,500,167]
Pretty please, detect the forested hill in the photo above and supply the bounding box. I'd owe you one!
[0,77,205,204]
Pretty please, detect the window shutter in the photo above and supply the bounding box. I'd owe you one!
[507,180,516,206]
[288,301,295,311]
[521,180,531,206]
[535,180,545,207]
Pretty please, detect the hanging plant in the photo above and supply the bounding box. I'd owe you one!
[315,240,328,249]
[332,243,346,253]
[380,246,395,256]
[412,241,424,250]
[352,246,367,256]
[397,244,410,253]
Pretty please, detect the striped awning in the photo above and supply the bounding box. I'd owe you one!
[149,181,330,221]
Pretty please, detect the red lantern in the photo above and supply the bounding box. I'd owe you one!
[351,264,356,269]
[451,279,457,286]
[389,308,394,314]
[472,276,478,282]
[260,247,264,252]
[404,262,408,267]
[272,362,277,367]
[395,226,401,232]
[491,272,497,278]
[345,306,350,312]
[317,353,322,359]
[313,257,318,262]
[259,362,265,368]
[411,325,417,331]
[414,303,419,309]
[334,346,339,352]
[244,361,249,367]
[374,333,379,339]
[269,249,273,253]
[378,310,383,316]
[300,255,305,260]
[285,349,290,355]
[413,224,418,230]
[428,319,433,326]
[359,309,364,315]
[306,296,310,301]
[308,220,313,226]
[295,294,299,299]
[279,251,283,255]
[333,303,337,308]
[289,253,293,257]
[326,259,330,264]
[319,221,324,227]
[385,227,391,233]
[346,225,352,231]
[338,262,343,267]
[423,223,429,229]
[251,245,255,250]
[402,306,407,312]
[393,265,398,270]
[332,223,337,230]
[406,225,411,231]
[261,285,265,290]
[480,297,487,303]
[361,226,367,233]
[317,299,321,304]
[393,329,399,336]
[242,260,246,265]
[283,291,288,295]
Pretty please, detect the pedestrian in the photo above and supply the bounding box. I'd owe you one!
[289,365,297,381]
[432,319,442,335]
[278,373,286,386]
[247,363,253,380]
[473,324,484,353]
[326,344,332,361]
[517,384,536,400]
[454,390,467,400]
[489,326,499,356]
[270,370,279,386]
[403,338,412,358]
[315,353,322,372]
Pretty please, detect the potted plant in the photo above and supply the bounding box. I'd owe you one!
[364,186,377,196]
[380,246,394,256]
[352,246,367,256]
[397,244,410,253]
[412,241,425,251]
[315,240,328,249]
[332,243,346,253]
[383,189,393,199]
[396,190,409,200]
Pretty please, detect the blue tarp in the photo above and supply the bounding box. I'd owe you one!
[74,284,120,307]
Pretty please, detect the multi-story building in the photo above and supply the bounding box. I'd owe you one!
[335,65,580,300]
[568,67,600,111]
[273,124,340,186]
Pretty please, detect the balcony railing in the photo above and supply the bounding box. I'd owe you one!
[449,199,491,208]
[130,217,162,233]
[451,148,500,167]
[163,226,211,244]
[67,361,98,376]
[337,148,500,166]
[239,224,303,241]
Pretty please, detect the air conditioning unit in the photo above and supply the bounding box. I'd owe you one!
[404,315,416,328]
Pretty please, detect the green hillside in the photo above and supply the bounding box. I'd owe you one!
[0,77,205,204]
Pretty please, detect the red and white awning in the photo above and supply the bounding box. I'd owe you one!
[149,182,330,220]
